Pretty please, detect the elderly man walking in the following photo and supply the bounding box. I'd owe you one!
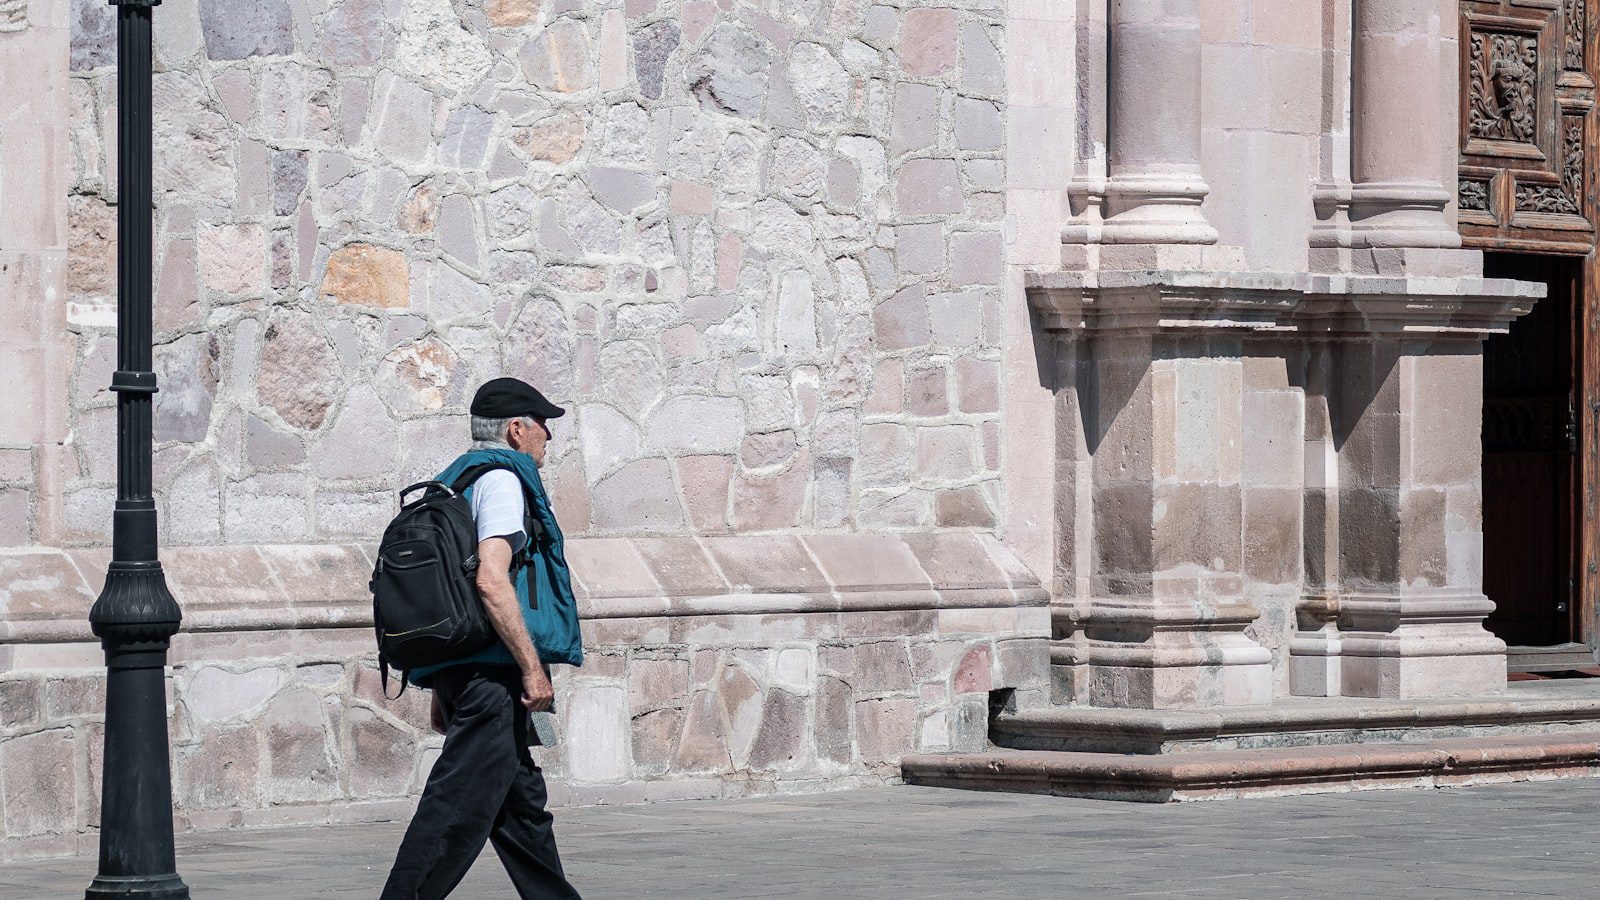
[381,377,584,900]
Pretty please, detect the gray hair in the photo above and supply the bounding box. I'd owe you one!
[470,414,535,444]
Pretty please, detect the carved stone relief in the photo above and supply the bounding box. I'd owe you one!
[1470,31,1539,144]
[1569,0,1588,71]
[0,0,26,33]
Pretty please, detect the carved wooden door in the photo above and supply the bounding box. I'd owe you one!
[1461,1,1599,664]
[1459,0,1593,251]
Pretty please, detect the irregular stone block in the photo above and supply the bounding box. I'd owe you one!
[1,729,76,836]
[521,18,596,93]
[321,243,409,309]
[633,20,681,100]
[687,22,772,118]
[563,683,630,782]
[199,0,294,61]
[592,458,682,531]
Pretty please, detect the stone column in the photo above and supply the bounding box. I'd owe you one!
[1064,0,1219,250]
[1331,339,1504,697]
[1055,333,1272,709]
[1345,0,1461,250]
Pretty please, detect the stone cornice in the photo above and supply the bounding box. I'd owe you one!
[1026,270,1544,337]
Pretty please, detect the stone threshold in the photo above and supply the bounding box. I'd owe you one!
[900,732,1600,802]
[990,681,1600,754]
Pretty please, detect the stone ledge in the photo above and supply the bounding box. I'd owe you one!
[1025,269,1543,336]
[901,732,1600,802]
[0,532,1046,646]
[990,681,1600,754]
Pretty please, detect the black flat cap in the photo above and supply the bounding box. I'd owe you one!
[471,377,566,420]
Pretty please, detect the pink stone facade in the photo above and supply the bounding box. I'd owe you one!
[0,0,1547,862]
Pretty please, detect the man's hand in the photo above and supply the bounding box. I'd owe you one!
[430,693,447,736]
[522,667,554,712]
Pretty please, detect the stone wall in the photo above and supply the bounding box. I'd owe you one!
[40,0,1008,546]
[0,533,1048,861]
[0,0,1044,864]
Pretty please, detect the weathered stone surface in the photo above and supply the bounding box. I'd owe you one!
[67,194,116,300]
[565,683,630,782]
[673,689,730,772]
[0,680,41,729]
[272,149,311,216]
[748,688,808,772]
[399,181,440,232]
[687,23,772,119]
[441,105,495,169]
[377,336,464,414]
[896,158,963,215]
[199,0,294,61]
[644,395,743,453]
[314,387,398,480]
[321,243,409,308]
[631,707,682,776]
[589,166,657,213]
[634,20,681,101]
[71,0,116,70]
[579,403,642,479]
[790,43,849,125]
[521,19,596,93]
[592,458,682,530]
[319,0,388,67]
[396,0,494,94]
[185,665,287,725]
[899,8,957,77]
[154,333,220,444]
[718,664,764,767]
[347,706,414,797]
[874,284,932,351]
[0,729,75,836]
[256,314,342,431]
[263,689,339,803]
[176,725,259,810]
[855,697,916,766]
[514,111,587,164]
[506,297,575,399]
[198,223,268,295]
[487,0,541,28]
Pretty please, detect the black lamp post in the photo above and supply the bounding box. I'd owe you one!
[85,1,189,898]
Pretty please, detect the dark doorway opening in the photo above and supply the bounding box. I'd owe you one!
[1481,253,1583,665]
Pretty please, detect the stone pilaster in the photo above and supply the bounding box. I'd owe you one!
[1330,339,1506,697]
[1064,335,1272,708]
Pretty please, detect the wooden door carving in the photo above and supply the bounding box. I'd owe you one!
[1459,0,1595,253]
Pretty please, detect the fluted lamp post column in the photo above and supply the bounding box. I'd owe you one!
[85,1,189,898]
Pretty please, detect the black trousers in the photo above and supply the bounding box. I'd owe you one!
[381,664,580,900]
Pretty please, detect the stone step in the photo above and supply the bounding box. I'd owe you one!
[990,681,1600,754]
[901,732,1600,802]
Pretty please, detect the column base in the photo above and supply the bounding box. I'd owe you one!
[1342,180,1462,250]
[1063,172,1220,247]
[1336,592,1508,699]
[1052,600,1275,710]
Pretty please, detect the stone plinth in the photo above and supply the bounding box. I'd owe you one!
[1029,269,1540,708]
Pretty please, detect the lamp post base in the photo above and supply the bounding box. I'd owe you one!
[86,874,189,900]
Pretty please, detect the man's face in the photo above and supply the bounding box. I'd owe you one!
[507,416,551,467]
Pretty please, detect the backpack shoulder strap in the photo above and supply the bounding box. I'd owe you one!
[453,461,542,566]
[451,461,515,494]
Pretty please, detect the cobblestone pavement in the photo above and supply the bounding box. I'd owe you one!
[6,780,1600,898]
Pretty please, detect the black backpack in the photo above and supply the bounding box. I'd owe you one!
[369,463,534,694]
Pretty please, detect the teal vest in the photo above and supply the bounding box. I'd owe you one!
[408,446,584,686]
